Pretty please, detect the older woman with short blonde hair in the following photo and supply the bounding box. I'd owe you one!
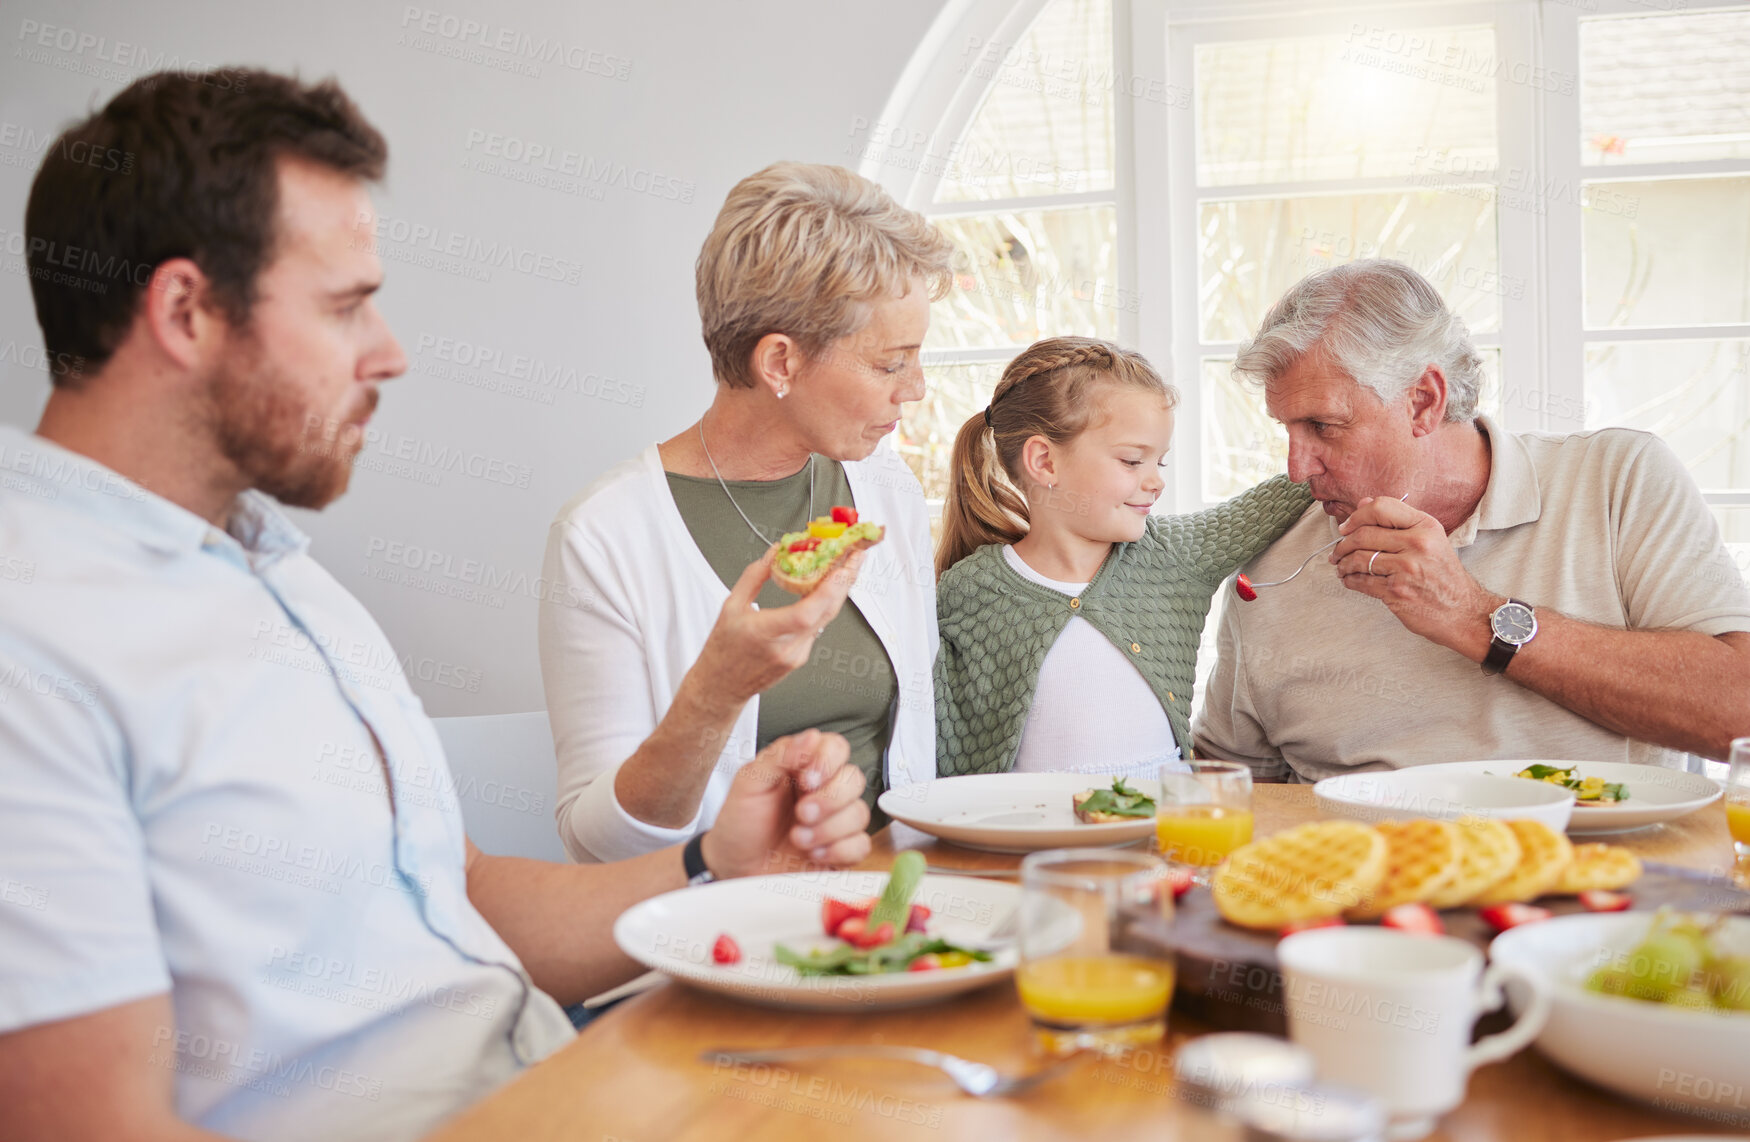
[540,163,954,862]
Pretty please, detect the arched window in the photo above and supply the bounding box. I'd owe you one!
[857,0,1130,517]
[869,0,1750,575]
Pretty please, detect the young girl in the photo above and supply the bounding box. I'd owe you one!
[934,336,1312,779]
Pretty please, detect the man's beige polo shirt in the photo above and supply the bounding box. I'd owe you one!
[1193,415,1750,781]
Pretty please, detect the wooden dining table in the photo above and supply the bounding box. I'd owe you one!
[429,786,1748,1142]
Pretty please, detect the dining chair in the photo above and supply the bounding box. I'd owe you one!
[431,710,570,863]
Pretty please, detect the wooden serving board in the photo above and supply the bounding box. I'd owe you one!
[1120,862,1750,1035]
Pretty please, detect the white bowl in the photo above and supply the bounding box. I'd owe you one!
[1490,913,1750,1126]
[1313,770,1574,831]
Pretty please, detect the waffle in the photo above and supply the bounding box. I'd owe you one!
[1345,818,1462,920]
[1473,819,1575,905]
[1212,821,1388,930]
[1551,843,1643,894]
[1426,817,1522,909]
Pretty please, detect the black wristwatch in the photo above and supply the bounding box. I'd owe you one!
[1483,598,1537,675]
[682,832,717,887]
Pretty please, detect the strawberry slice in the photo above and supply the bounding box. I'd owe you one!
[1578,890,1632,913]
[787,537,822,553]
[711,934,741,965]
[821,896,872,937]
[830,506,859,525]
[1166,866,1196,900]
[837,917,895,949]
[1279,915,1346,937]
[1479,902,1551,933]
[905,903,932,934]
[907,954,941,972]
[1235,573,1258,602]
[1380,903,1444,936]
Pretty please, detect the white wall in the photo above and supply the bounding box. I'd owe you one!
[0,0,944,714]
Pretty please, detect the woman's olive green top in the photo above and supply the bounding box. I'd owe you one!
[667,459,896,828]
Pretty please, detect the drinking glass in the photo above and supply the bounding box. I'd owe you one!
[1727,737,1750,861]
[1156,760,1254,872]
[1015,849,1174,1055]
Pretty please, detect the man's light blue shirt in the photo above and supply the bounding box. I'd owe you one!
[0,426,573,1141]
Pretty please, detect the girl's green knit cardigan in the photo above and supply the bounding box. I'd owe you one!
[934,476,1314,776]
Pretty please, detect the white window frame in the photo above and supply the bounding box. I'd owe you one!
[867,0,1750,517]
[1164,0,1550,513]
[864,0,1147,511]
[1552,0,1750,517]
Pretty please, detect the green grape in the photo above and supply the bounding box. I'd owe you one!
[1667,918,1714,956]
[1624,931,1707,999]
[1705,954,1750,1012]
[1591,914,1749,1013]
[1585,966,1665,1003]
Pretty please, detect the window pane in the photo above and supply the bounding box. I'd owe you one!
[927,207,1122,350]
[1581,10,1750,165]
[1201,358,1286,502]
[1199,189,1501,344]
[1201,351,1501,502]
[1586,340,1750,492]
[934,0,1115,202]
[1582,177,1750,330]
[897,361,1007,504]
[1196,26,1497,187]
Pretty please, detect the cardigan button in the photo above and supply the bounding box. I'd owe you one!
[1130,642,1141,654]
[1168,691,1176,702]
[1069,598,1080,610]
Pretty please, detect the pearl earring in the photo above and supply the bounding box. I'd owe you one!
[776,387,788,400]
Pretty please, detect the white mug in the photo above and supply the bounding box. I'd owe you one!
[1276,928,1551,1142]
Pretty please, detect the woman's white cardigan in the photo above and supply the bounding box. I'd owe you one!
[538,441,939,862]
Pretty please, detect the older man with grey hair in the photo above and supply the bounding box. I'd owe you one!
[1194,259,1750,782]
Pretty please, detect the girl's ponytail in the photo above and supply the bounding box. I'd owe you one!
[936,410,1028,577]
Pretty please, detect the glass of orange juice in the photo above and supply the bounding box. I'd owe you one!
[1015,849,1174,1055]
[1728,738,1750,861]
[1156,760,1254,874]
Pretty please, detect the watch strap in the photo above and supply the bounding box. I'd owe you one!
[682,832,716,886]
[1482,597,1529,676]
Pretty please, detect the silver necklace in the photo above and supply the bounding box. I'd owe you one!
[698,415,813,547]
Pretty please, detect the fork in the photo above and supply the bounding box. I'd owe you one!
[1240,535,1343,591]
[966,905,1021,950]
[922,864,1019,879]
[1235,492,1411,594]
[700,1045,1092,1097]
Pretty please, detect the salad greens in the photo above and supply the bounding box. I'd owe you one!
[775,851,993,977]
[776,933,989,977]
[1514,764,1629,804]
[1075,777,1156,819]
[866,848,925,934]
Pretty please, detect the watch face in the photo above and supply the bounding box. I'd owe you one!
[1491,602,1536,644]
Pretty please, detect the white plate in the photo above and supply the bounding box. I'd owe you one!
[613,871,1052,1011]
[1491,912,1750,1126]
[1313,769,1575,832]
[877,773,1158,853]
[1422,761,1721,834]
